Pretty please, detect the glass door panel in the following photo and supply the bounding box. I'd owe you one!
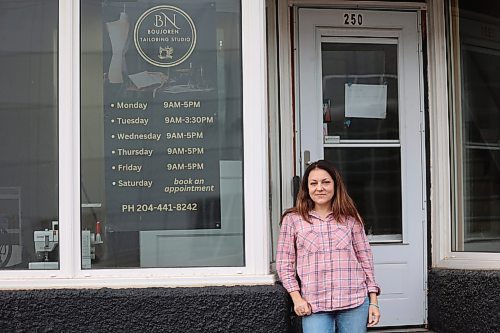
[324,147,402,240]
[322,41,399,141]
[321,39,402,242]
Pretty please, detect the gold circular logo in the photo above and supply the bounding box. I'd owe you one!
[134,5,197,68]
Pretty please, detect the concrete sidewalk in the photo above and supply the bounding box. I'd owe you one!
[369,329,435,333]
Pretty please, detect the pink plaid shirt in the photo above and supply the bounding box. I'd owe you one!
[276,211,380,313]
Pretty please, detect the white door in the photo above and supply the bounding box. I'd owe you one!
[297,9,426,327]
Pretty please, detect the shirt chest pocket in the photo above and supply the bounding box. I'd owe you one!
[333,225,351,250]
[296,230,321,254]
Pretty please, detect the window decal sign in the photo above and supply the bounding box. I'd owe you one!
[102,1,220,232]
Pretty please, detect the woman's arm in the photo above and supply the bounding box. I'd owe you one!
[351,219,380,295]
[352,219,381,326]
[276,214,301,294]
[277,214,313,317]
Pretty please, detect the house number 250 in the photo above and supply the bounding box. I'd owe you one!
[343,13,363,26]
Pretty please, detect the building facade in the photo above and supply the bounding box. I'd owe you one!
[0,0,498,332]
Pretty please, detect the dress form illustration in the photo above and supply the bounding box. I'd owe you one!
[106,11,130,83]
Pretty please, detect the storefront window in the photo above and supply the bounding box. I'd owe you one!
[81,0,244,268]
[0,0,59,270]
[449,0,500,253]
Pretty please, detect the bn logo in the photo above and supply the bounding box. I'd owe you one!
[134,5,196,67]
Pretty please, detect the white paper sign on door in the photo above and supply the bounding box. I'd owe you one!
[344,83,387,119]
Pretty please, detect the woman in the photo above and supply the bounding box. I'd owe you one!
[276,160,380,333]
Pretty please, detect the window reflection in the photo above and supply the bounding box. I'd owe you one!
[0,0,59,270]
[450,0,500,252]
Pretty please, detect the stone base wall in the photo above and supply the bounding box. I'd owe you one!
[0,284,291,333]
[428,268,500,333]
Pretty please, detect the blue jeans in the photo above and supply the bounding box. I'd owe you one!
[302,297,369,333]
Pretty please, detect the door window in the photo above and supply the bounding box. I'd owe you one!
[321,39,402,241]
[322,42,399,140]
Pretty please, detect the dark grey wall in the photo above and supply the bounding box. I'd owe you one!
[428,268,500,333]
[0,284,291,333]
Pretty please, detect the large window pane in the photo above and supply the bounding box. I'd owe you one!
[81,0,244,268]
[0,0,59,269]
[450,0,500,252]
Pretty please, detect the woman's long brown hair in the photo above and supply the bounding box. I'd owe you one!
[282,160,362,224]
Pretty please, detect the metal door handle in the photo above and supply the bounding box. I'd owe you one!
[303,150,311,171]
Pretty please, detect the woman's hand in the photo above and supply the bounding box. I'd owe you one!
[367,293,381,327]
[367,303,380,326]
[290,291,312,316]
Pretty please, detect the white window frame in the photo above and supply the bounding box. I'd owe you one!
[0,0,274,289]
[429,0,500,270]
